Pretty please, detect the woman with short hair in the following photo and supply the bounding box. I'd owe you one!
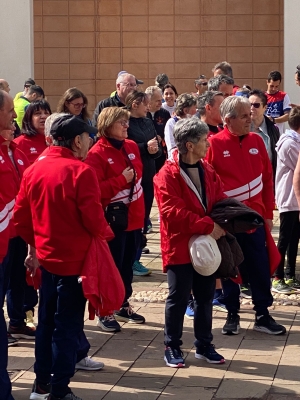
[85,106,145,332]
[154,117,226,368]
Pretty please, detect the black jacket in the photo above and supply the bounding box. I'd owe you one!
[146,108,171,139]
[92,93,124,127]
[216,233,244,279]
[264,116,280,179]
[127,117,162,183]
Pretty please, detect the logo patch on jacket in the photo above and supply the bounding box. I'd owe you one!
[30,147,37,153]
[249,148,258,155]
[223,150,230,157]
[17,159,24,165]
[128,153,136,160]
[108,158,114,164]
[0,156,4,164]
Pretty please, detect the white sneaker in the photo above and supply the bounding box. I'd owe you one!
[75,357,104,371]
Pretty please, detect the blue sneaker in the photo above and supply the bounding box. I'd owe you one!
[185,300,194,318]
[212,298,227,313]
[195,344,225,364]
[164,346,185,368]
[132,261,152,276]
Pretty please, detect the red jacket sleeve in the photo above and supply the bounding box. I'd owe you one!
[154,170,214,236]
[76,166,113,239]
[13,174,35,247]
[85,151,128,203]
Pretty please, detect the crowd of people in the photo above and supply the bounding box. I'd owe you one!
[1,60,300,399]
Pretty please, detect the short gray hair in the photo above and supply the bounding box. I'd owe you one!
[197,91,223,116]
[174,117,208,155]
[175,93,197,117]
[220,96,250,123]
[145,86,162,98]
[116,73,135,84]
[208,75,234,91]
[45,112,68,137]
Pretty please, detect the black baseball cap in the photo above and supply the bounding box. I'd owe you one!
[50,115,98,140]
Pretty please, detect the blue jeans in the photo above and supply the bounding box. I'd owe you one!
[35,267,88,398]
[0,254,14,400]
[222,227,273,316]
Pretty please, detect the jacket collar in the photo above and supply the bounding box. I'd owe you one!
[47,146,79,160]
[222,126,248,142]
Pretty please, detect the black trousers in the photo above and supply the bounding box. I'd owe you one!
[275,211,300,279]
[141,180,154,233]
[164,263,215,348]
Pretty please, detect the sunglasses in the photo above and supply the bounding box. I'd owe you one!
[250,102,262,109]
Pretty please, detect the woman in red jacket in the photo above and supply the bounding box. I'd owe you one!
[85,107,145,333]
[154,117,226,368]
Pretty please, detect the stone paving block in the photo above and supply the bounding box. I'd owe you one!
[159,385,216,400]
[110,324,162,342]
[125,358,176,378]
[235,339,284,356]
[215,378,272,398]
[267,395,300,400]
[8,352,35,370]
[104,384,162,400]
[275,363,300,381]
[226,355,280,379]
[69,381,114,400]
[272,379,300,393]
[171,363,226,387]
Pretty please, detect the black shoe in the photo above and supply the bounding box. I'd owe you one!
[222,313,240,335]
[97,315,121,332]
[47,392,82,400]
[30,379,51,400]
[114,305,145,324]
[164,346,185,368]
[254,314,286,335]
[195,344,225,364]
[8,323,36,339]
[7,333,18,347]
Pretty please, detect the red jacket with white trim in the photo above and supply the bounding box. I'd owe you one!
[13,146,112,276]
[206,126,274,219]
[154,149,226,271]
[13,133,47,164]
[0,137,30,261]
[85,137,145,231]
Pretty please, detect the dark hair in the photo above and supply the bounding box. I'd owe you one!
[267,70,282,82]
[288,107,300,131]
[28,85,45,98]
[125,90,149,110]
[57,87,90,121]
[208,75,234,91]
[212,61,233,78]
[248,89,268,107]
[24,78,35,87]
[21,100,52,136]
[155,73,169,89]
[163,83,178,97]
[197,91,223,116]
[295,65,300,81]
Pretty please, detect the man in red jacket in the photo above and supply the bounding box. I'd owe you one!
[14,115,111,400]
[0,90,19,400]
[207,96,286,336]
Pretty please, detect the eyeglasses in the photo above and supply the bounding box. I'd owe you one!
[24,84,32,88]
[200,82,208,86]
[121,82,137,88]
[68,102,86,109]
[250,102,262,109]
[117,119,129,127]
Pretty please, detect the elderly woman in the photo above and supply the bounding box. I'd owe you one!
[154,118,226,368]
[85,106,145,332]
[14,100,51,164]
[164,93,197,158]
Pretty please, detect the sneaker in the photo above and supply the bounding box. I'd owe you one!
[7,333,18,347]
[141,247,150,254]
[185,300,194,318]
[285,277,300,290]
[75,356,104,371]
[97,315,121,332]
[25,310,36,328]
[195,344,225,364]
[253,314,286,335]
[114,305,145,324]
[212,298,227,313]
[8,323,36,339]
[146,224,153,234]
[164,346,185,368]
[222,313,240,335]
[47,392,82,400]
[272,279,294,294]
[240,284,252,299]
[29,379,51,400]
[132,260,152,276]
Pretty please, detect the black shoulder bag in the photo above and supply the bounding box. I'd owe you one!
[105,147,136,232]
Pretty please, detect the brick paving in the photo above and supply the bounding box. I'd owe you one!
[6,206,300,399]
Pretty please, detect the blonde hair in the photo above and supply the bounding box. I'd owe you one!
[97,107,130,137]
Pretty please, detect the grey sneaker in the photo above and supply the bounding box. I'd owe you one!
[272,279,294,294]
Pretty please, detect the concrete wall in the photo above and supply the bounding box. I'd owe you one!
[1,0,34,98]
[284,0,300,104]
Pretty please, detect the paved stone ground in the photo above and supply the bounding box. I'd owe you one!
[7,205,300,399]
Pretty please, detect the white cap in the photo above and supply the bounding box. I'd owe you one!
[188,235,221,276]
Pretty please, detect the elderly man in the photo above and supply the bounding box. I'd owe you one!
[92,73,137,126]
[0,80,10,93]
[14,115,110,400]
[197,91,224,138]
[207,96,286,336]
[208,75,234,98]
[212,61,240,94]
[265,70,291,135]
